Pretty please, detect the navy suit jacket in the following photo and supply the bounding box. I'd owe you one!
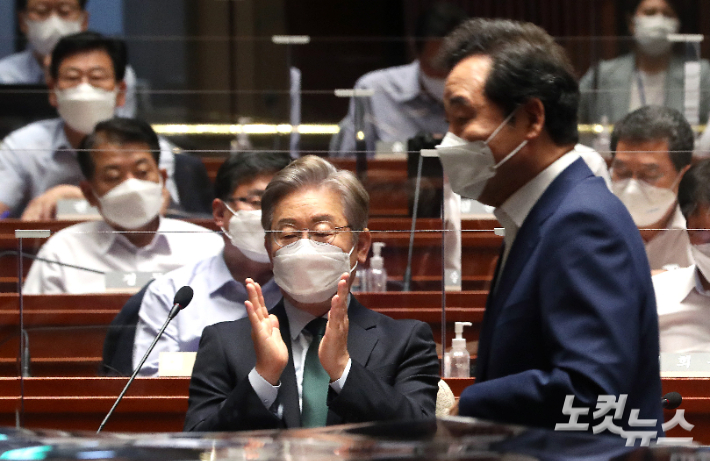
[183,296,440,431]
[459,159,664,433]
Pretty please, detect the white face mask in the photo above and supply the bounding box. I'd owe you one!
[272,239,356,304]
[692,243,710,282]
[25,14,83,56]
[611,178,677,227]
[221,206,270,263]
[96,177,163,230]
[420,72,446,103]
[633,14,680,57]
[55,82,117,135]
[435,110,528,200]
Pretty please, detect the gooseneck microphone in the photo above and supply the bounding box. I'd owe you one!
[662,391,682,410]
[97,286,194,433]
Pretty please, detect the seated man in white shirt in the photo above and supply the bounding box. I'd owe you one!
[0,31,178,220]
[23,117,223,294]
[0,0,137,117]
[655,160,710,353]
[610,105,693,271]
[133,151,291,376]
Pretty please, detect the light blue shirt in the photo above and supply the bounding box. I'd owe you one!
[330,60,448,156]
[0,118,178,217]
[134,251,281,376]
[0,49,137,117]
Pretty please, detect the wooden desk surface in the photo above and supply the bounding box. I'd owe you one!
[0,376,707,442]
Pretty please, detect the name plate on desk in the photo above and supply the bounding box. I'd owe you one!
[375,140,407,159]
[56,199,101,220]
[159,352,197,376]
[105,271,161,293]
[661,353,710,377]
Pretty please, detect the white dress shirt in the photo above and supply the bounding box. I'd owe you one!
[0,118,178,217]
[493,150,580,275]
[654,265,710,353]
[248,297,352,414]
[134,251,281,376]
[645,205,692,271]
[23,217,223,294]
[0,49,138,117]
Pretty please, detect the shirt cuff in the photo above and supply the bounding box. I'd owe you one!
[329,358,351,394]
[248,367,280,410]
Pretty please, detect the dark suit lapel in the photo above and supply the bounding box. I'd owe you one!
[325,296,378,426]
[345,296,378,367]
[270,302,301,428]
[477,159,595,381]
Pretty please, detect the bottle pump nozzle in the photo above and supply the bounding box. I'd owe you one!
[371,242,386,269]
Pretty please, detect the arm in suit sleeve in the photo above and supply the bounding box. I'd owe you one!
[458,208,653,428]
[183,324,284,432]
[327,320,440,423]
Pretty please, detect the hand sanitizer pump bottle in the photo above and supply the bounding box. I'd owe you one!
[449,321,472,378]
[367,242,387,292]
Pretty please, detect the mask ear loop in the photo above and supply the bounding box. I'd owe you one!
[485,107,519,144]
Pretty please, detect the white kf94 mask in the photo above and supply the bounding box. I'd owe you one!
[272,239,356,304]
[221,206,270,263]
[435,109,527,200]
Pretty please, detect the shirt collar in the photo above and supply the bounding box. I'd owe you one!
[693,265,710,298]
[283,294,351,340]
[98,216,170,255]
[494,150,580,231]
[205,250,240,294]
[390,60,427,103]
[667,204,687,230]
[52,119,73,154]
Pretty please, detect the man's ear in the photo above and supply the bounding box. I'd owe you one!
[115,80,127,108]
[80,11,89,30]
[47,76,58,107]
[80,181,98,207]
[356,228,372,265]
[521,98,545,141]
[213,198,227,229]
[159,168,168,184]
[18,12,28,35]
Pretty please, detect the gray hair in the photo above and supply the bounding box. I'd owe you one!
[261,155,369,235]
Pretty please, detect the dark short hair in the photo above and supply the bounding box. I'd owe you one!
[626,0,679,16]
[439,18,580,146]
[18,0,88,10]
[214,151,292,201]
[413,3,467,55]
[50,31,127,82]
[678,160,710,219]
[78,117,160,180]
[610,106,693,172]
[261,155,369,234]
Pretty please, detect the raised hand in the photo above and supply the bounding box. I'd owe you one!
[319,273,351,381]
[245,278,288,385]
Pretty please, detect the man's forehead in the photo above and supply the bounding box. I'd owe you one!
[92,143,156,167]
[59,50,114,73]
[27,0,82,8]
[615,138,673,162]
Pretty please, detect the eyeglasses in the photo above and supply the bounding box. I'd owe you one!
[57,67,115,88]
[225,195,262,210]
[26,1,82,21]
[270,221,352,247]
[610,163,673,186]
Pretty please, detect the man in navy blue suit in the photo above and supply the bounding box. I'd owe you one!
[436,19,663,434]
